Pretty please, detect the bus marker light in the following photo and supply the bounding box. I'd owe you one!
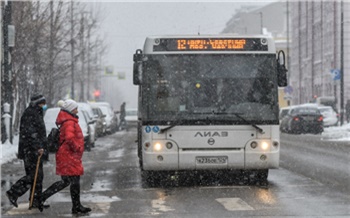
[260,155,267,161]
[145,142,150,148]
[251,141,258,149]
[273,141,279,147]
[154,143,162,151]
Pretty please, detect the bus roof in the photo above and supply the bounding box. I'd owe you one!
[143,35,276,54]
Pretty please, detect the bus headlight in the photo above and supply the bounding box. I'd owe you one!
[261,141,269,150]
[154,142,162,151]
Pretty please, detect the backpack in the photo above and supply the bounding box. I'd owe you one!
[47,121,67,152]
[47,127,61,152]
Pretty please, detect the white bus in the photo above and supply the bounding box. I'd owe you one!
[133,35,287,185]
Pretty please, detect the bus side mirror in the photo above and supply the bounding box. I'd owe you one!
[277,50,288,87]
[133,49,143,85]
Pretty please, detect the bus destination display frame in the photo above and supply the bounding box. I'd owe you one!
[153,38,268,52]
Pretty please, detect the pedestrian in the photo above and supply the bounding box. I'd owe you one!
[41,99,91,215]
[346,100,350,123]
[6,94,49,212]
[119,102,126,129]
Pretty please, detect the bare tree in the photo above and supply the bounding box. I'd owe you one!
[9,1,107,131]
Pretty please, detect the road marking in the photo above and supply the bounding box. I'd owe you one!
[216,198,254,211]
[5,202,111,217]
[94,202,111,214]
[151,199,175,212]
[5,203,39,215]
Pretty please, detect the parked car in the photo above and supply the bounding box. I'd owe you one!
[78,109,95,151]
[92,101,114,111]
[91,102,119,133]
[280,105,323,134]
[44,107,92,151]
[44,107,60,137]
[125,108,138,130]
[279,106,292,122]
[91,105,107,136]
[317,106,338,127]
[77,102,97,145]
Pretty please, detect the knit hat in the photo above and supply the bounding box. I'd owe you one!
[57,100,65,108]
[63,99,78,112]
[31,94,46,105]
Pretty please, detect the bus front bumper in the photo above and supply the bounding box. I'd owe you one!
[142,149,279,171]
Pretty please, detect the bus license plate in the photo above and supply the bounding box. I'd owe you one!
[196,157,227,164]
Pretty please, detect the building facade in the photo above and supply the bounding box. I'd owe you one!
[221,1,289,107]
[223,1,350,117]
[290,1,350,115]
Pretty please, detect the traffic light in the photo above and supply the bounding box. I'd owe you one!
[94,90,101,100]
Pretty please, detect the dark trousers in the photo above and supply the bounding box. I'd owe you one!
[8,155,43,203]
[42,176,81,207]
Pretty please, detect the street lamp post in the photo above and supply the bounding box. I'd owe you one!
[70,0,75,99]
[3,1,13,143]
[340,0,344,125]
[259,12,263,34]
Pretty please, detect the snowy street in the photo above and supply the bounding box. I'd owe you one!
[1,127,350,217]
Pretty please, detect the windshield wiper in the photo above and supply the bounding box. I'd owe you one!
[231,112,265,134]
[210,110,265,134]
[159,112,185,133]
[159,121,181,133]
[159,111,264,134]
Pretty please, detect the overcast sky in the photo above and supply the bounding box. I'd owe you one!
[95,1,275,108]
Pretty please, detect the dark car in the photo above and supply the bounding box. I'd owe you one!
[280,106,323,134]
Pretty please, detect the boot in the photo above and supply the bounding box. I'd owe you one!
[72,205,92,214]
[31,200,50,211]
[6,191,18,208]
[30,200,43,212]
[70,179,91,214]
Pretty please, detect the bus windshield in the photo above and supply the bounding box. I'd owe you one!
[141,54,279,124]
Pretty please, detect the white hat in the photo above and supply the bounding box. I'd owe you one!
[63,99,78,112]
[57,100,65,108]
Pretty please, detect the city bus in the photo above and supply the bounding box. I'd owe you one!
[133,35,287,185]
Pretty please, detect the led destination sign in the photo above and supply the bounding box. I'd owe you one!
[153,38,268,52]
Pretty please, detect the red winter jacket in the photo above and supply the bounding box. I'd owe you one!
[55,110,85,176]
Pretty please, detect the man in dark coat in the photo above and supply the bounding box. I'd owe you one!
[346,100,350,123]
[119,102,126,129]
[6,94,49,212]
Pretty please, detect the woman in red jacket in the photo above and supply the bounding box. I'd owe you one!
[42,99,91,214]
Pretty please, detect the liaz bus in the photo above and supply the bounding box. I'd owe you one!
[133,35,287,185]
